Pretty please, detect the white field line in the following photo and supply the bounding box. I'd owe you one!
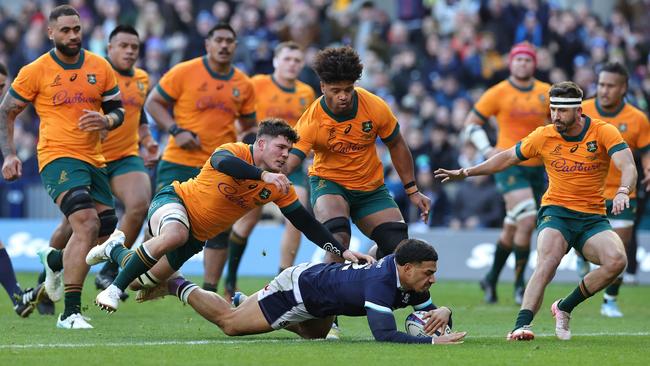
[2,332,650,349]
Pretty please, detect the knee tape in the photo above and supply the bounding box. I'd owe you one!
[150,207,190,237]
[60,186,94,217]
[504,198,537,225]
[98,209,118,237]
[323,217,351,236]
[135,270,160,288]
[371,222,409,259]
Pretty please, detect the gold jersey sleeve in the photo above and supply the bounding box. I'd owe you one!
[173,142,299,241]
[516,117,627,214]
[10,49,120,170]
[291,87,398,191]
[158,57,256,167]
[582,99,650,199]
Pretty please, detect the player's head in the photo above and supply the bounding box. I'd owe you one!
[597,62,629,110]
[313,46,363,115]
[273,41,305,82]
[205,22,237,66]
[255,118,299,172]
[508,42,536,81]
[0,62,8,96]
[549,81,584,133]
[108,25,140,71]
[395,239,439,292]
[48,5,82,57]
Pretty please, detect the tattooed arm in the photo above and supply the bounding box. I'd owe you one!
[0,93,28,181]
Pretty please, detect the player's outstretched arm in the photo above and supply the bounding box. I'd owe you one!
[0,93,28,181]
[282,205,375,264]
[210,150,291,193]
[611,148,637,215]
[366,307,465,344]
[435,146,520,183]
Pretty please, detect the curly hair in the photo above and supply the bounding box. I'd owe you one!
[312,46,363,84]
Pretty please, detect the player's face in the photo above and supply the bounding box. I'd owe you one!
[206,29,236,65]
[259,135,292,172]
[0,73,7,97]
[509,54,535,80]
[48,15,82,57]
[597,71,627,109]
[550,106,581,133]
[321,81,355,115]
[274,48,305,81]
[108,32,140,71]
[404,261,437,292]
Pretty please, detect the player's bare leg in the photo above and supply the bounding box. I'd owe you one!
[601,225,632,317]
[225,207,263,299]
[111,172,151,248]
[279,186,309,271]
[509,228,566,340]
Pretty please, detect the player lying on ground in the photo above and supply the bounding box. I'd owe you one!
[88,119,373,312]
[156,239,465,344]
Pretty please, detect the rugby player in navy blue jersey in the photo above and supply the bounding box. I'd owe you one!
[165,239,466,344]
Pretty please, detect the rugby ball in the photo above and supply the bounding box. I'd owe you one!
[405,310,451,337]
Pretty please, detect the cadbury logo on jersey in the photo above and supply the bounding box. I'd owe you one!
[550,159,601,173]
[196,96,234,114]
[52,91,98,105]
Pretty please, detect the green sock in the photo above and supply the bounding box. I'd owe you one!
[513,309,534,331]
[513,246,530,288]
[486,241,511,284]
[110,244,134,269]
[605,276,623,297]
[113,246,157,291]
[225,232,248,291]
[47,249,64,272]
[62,283,82,318]
[558,280,592,313]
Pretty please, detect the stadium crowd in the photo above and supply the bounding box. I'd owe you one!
[1,0,650,229]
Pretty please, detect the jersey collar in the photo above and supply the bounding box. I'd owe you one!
[202,55,234,80]
[507,77,535,92]
[271,75,296,93]
[560,114,591,142]
[320,90,358,122]
[106,57,134,77]
[595,98,625,118]
[49,48,85,70]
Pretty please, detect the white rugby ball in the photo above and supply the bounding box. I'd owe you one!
[405,310,451,337]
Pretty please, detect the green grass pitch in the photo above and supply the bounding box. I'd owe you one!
[1,273,649,365]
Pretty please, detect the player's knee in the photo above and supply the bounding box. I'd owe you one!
[205,230,230,249]
[605,252,627,274]
[158,229,189,251]
[74,210,101,237]
[126,198,149,218]
[370,222,408,259]
[60,186,95,217]
[98,209,118,237]
[323,217,351,237]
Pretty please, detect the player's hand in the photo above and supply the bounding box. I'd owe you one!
[434,168,468,183]
[79,109,110,131]
[611,192,630,215]
[141,140,160,168]
[423,307,451,336]
[1,154,22,181]
[342,250,376,264]
[408,191,431,223]
[174,130,201,151]
[261,171,291,194]
[432,331,466,345]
